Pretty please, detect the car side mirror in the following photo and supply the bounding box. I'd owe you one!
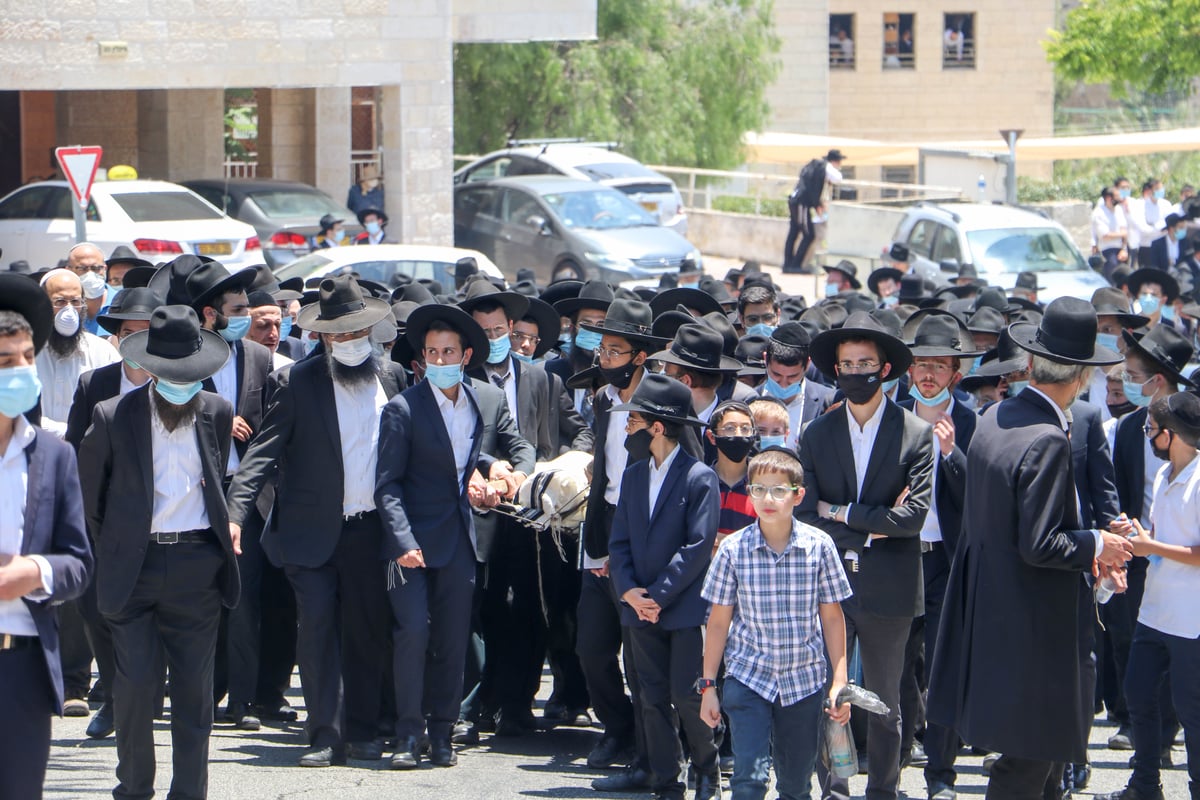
[1087,254,1104,272]
[528,215,551,235]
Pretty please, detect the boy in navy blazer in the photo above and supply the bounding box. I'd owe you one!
[608,373,723,800]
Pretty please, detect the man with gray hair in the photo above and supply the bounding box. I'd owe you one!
[929,297,1137,799]
[65,243,115,335]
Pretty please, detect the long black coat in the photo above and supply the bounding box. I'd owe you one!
[927,388,1098,764]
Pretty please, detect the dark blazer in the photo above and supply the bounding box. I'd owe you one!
[1113,407,1149,520]
[608,447,719,630]
[63,362,124,450]
[15,427,94,713]
[1148,235,1177,272]
[468,358,591,460]
[548,369,594,455]
[375,379,511,568]
[898,397,977,554]
[276,337,305,362]
[225,358,407,568]
[795,400,934,617]
[759,378,835,429]
[202,338,272,459]
[77,386,240,616]
[1070,399,1121,528]
[927,389,1098,764]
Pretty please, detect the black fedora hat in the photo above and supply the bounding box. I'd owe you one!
[120,265,157,289]
[1008,297,1122,366]
[180,259,256,310]
[1091,287,1149,329]
[887,242,911,264]
[611,372,704,426]
[957,262,981,282]
[651,324,743,374]
[973,329,1029,378]
[651,309,694,342]
[1127,267,1180,303]
[823,260,862,290]
[870,307,904,339]
[296,274,393,334]
[319,213,343,231]
[96,287,163,336]
[1014,271,1041,292]
[1005,295,1043,313]
[826,149,847,162]
[966,306,1006,336]
[511,279,540,298]
[517,298,561,359]
[897,273,930,304]
[699,277,736,309]
[867,267,903,297]
[810,311,913,379]
[404,303,489,370]
[394,281,436,306]
[699,311,739,358]
[119,305,229,383]
[1122,324,1196,388]
[554,280,614,316]
[159,255,203,304]
[0,273,53,354]
[457,278,530,321]
[734,334,769,376]
[539,279,583,308]
[106,244,153,270]
[355,207,388,226]
[902,309,986,358]
[388,300,422,367]
[579,299,668,348]
[974,286,1017,316]
[248,264,302,301]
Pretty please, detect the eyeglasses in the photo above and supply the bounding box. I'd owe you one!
[597,347,635,361]
[836,360,880,374]
[510,331,541,346]
[713,424,756,437]
[50,297,86,310]
[327,329,369,343]
[747,484,799,500]
[1144,423,1171,439]
[742,312,778,326]
[911,360,956,376]
[1119,371,1150,384]
[71,264,105,275]
[624,417,650,433]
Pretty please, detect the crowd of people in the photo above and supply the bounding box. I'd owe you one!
[1,230,1199,800]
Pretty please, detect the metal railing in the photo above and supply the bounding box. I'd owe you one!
[222,150,384,183]
[224,156,258,178]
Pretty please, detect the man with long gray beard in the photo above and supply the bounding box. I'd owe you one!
[226,275,407,768]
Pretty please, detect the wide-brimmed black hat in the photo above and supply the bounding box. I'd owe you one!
[106,245,152,270]
[897,273,930,304]
[867,267,903,297]
[511,279,540,298]
[823,260,861,290]
[1008,297,1122,366]
[1122,324,1195,388]
[966,306,1006,336]
[296,274,392,334]
[0,273,53,354]
[539,279,583,309]
[554,280,614,316]
[826,149,847,162]
[699,311,739,358]
[699,277,736,309]
[651,309,693,341]
[1014,271,1041,292]
[388,300,423,367]
[579,299,668,348]
[651,324,743,374]
[457,278,530,321]
[973,329,1029,378]
[518,298,561,359]
[1091,287,1149,329]
[96,287,163,336]
[119,305,229,383]
[1005,295,1043,313]
[248,265,302,302]
[1127,267,1180,303]
[159,255,204,304]
[393,281,436,306]
[810,310,913,379]
[355,207,388,226]
[178,259,256,310]
[611,372,704,426]
[319,213,343,232]
[957,262,981,282]
[404,303,489,370]
[974,286,1017,316]
[120,265,157,289]
[734,335,769,376]
[887,242,911,264]
[903,309,986,359]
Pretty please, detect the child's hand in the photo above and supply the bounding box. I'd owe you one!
[700,689,721,728]
[826,683,850,725]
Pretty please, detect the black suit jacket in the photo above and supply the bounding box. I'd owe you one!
[897,397,977,554]
[225,358,407,568]
[202,338,272,459]
[796,400,934,617]
[468,358,591,460]
[78,387,240,615]
[64,362,124,450]
[1070,400,1120,528]
[1148,236,1175,272]
[276,337,305,361]
[1113,407,1149,520]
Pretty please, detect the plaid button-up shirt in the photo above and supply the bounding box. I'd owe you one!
[702,519,852,705]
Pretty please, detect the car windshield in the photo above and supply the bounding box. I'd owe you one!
[274,253,334,280]
[247,190,349,220]
[575,161,663,182]
[966,227,1087,273]
[541,188,658,230]
[109,192,225,222]
[275,255,456,288]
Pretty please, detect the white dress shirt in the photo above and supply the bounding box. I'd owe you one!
[149,403,210,535]
[0,416,54,636]
[210,348,241,475]
[918,398,955,544]
[34,332,120,435]
[119,364,151,397]
[1090,203,1126,250]
[647,441,681,514]
[846,398,887,502]
[602,384,631,507]
[1142,455,1200,637]
[333,376,387,516]
[433,383,476,492]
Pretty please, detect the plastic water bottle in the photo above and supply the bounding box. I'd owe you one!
[1095,576,1117,604]
[977,174,987,203]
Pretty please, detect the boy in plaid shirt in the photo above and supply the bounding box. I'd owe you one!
[700,447,852,800]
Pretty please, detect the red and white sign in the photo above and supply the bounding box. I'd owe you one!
[55,146,104,206]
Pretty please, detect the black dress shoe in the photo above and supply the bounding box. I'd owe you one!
[927,782,957,800]
[390,736,421,770]
[567,707,593,727]
[1096,786,1165,800]
[430,737,457,767]
[451,720,479,745]
[254,702,299,723]
[694,771,722,800]
[587,735,634,769]
[542,701,570,724]
[494,710,538,737]
[1071,763,1092,791]
[592,765,652,792]
[299,746,343,767]
[227,702,262,731]
[347,740,383,760]
[86,703,115,739]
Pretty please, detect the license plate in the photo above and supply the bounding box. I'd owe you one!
[640,201,659,213]
[197,242,232,256]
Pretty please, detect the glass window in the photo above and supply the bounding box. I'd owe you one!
[46,189,100,222]
[943,13,975,69]
[883,14,915,69]
[541,188,658,230]
[110,192,224,222]
[829,14,856,69]
[881,166,916,200]
[462,157,512,183]
[932,224,962,263]
[328,260,455,289]
[500,188,544,226]
[907,219,935,258]
[503,156,560,178]
[246,190,348,220]
[454,186,500,226]
[0,186,56,219]
[966,228,1087,273]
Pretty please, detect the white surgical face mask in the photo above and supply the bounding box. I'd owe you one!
[54,304,81,336]
[330,335,373,367]
[79,270,107,299]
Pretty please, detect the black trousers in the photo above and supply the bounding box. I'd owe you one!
[77,555,116,706]
[921,543,959,789]
[627,624,718,797]
[986,755,1064,800]
[543,533,589,711]
[58,596,92,701]
[577,568,638,743]
[106,540,225,800]
[254,554,297,709]
[285,513,390,748]
[783,203,814,272]
[482,518,544,717]
[0,645,54,800]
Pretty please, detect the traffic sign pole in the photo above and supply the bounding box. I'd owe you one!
[54,145,103,245]
[71,196,87,245]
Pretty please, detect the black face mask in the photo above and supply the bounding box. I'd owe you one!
[1108,401,1137,419]
[838,370,883,405]
[1151,430,1172,462]
[714,435,756,463]
[600,361,639,390]
[624,428,653,463]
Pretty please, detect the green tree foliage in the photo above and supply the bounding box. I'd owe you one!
[453,0,780,169]
[1045,0,1200,97]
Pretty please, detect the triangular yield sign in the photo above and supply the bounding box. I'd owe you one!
[55,146,104,205]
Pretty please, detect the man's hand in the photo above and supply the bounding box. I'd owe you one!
[397,549,426,569]
[488,461,525,499]
[1098,530,1135,567]
[826,682,851,725]
[893,486,911,507]
[700,688,722,728]
[1096,562,1128,593]
[622,587,660,623]
[589,561,610,578]
[1108,515,1135,538]
[229,523,242,556]
[0,554,45,601]
[933,414,955,457]
[231,415,253,442]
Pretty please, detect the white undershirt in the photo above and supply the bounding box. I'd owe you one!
[210,348,241,475]
[149,401,210,534]
[647,442,681,514]
[433,383,476,492]
[332,376,387,516]
[0,416,54,636]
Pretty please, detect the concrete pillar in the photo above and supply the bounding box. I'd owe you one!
[257,88,315,184]
[136,89,224,181]
[311,87,352,206]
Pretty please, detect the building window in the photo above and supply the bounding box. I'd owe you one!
[943,13,975,69]
[829,14,855,69]
[883,14,915,69]
[881,166,916,199]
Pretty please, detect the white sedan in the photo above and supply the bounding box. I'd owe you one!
[273,244,504,292]
[0,179,262,270]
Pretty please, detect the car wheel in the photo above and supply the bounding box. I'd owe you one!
[552,259,585,282]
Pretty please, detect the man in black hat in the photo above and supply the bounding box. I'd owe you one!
[226,275,407,767]
[312,213,348,249]
[608,372,722,800]
[652,324,745,466]
[795,311,933,800]
[868,265,904,308]
[928,297,1136,799]
[756,323,833,450]
[1010,271,1041,306]
[823,260,861,299]
[548,280,614,425]
[78,305,241,800]
[784,149,845,274]
[354,208,394,245]
[1082,287,1149,421]
[0,275,93,799]
[1127,268,1180,332]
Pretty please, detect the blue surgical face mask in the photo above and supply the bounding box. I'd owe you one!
[1176,228,1188,241]
[302,335,319,356]
[1008,379,1030,397]
[1123,376,1153,407]
[758,434,786,449]
[764,376,802,400]
[965,356,982,376]
[512,351,537,365]
[1154,188,1166,200]
[426,360,464,390]
[824,282,839,298]
[365,221,382,235]
[882,377,900,394]
[1138,294,1161,315]
[574,328,602,353]
[1162,303,1177,322]
[1119,188,1131,200]
[220,315,251,342]
[0,365,43,418]
[881,294,899,307]
[912,386,951,407]
[746,322,776,338]
[279,316,293,340]
[487,334,511,364]
[154,378,204,406]
[558,332,573,356]
[1096,332,1119,352]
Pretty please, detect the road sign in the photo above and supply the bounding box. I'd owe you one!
[55,145,103,205]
